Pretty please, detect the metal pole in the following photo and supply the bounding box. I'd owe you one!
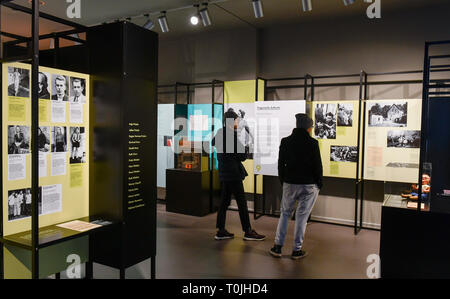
[354,71,364,235]
[418,43,431,212]
[210,81,215,213]
[359,72,368,230]
[31,0,40,279]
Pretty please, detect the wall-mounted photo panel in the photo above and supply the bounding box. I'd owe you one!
[314,103,337,139]
[312,101,360,179]
[364,99,421,183]
[3,62,90,237]
[224,103,256,156]
[254,100,306,176]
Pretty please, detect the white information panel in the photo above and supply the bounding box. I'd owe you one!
[254,100,306,176]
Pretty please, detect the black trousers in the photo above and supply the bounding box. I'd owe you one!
[216,180,251,233]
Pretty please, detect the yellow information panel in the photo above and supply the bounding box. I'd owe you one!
[2,62,90,236]
[312,100,360,179]
[224,80,263,194]
[363,99,421,183]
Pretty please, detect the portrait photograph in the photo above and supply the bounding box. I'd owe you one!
[8,67,29,98]
[70,77,86,103]
[315,103,337,139]
[51,74,69,102]
[8,125,30,155]
[51,126,68,152]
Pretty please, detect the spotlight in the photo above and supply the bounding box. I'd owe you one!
[301,0,312,12]
[252,0,264,18]
[190,15,199,25]
[143,19,155,30]
[71,33,82,45]
[49,39,54,49]
[158,12,169,33]
[342,0,355,6]
[199,6,212,26]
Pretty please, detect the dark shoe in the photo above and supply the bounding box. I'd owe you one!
[291,250,308,260]
[269,245,282,258]
[243,229,266,241]
[215,229,234,240]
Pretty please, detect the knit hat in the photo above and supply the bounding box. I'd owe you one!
[295,113,313,130]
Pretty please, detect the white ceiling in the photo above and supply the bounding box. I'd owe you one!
[1,0,449,47]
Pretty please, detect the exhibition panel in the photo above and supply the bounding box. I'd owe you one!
[224,80,264,196]
[312,100,360,179]
[254,100,306,176]
[363,99,422,183]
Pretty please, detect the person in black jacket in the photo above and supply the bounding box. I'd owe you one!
[212,110,265,241]
[270,113,323,260]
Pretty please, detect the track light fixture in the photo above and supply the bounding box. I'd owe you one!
[143,18,155,30]
[190,5,200,26]
[158,12,169,33]
[199,4,212,27]
[301,0,312,12]
[342,0,355,6]
[252,0,264,18]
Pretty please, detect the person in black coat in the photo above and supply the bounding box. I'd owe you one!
[212,110,265,241]
[270,113,323,260]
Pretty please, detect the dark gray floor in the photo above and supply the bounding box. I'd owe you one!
[91,204,380,279]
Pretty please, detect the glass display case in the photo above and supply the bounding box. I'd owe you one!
[383,163,431,211]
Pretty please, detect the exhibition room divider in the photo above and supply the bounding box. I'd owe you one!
[0,2,157,279]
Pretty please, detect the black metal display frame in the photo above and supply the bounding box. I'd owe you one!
[0,0,92,280]
[169,80,225,213]
[0,3,159,280]
[254,68,449,234]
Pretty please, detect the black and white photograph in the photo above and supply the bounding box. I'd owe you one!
[8,125,30,154]
[51,74,69,101]
[70,127,86,163]
[315,103,337,139]
[7,188,38,221]
[8,66,29,98]
[387,130,421,148]
[330,146,358,162]
[386,162,420,169]
[337,103,353,127]
[69,77,86,103]
[38,126,51,152]
[38,72,51,99]
[368,101,408,127]
[224,103,255,156]
[51,126,68,152]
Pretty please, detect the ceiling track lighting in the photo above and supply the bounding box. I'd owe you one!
[199,4,212,27]
[342,0,355,6]
[143,14,155,30]
[301,0,312,12]
[158,12,169,33]
[190,4,200,26]
[252,0,264,18]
